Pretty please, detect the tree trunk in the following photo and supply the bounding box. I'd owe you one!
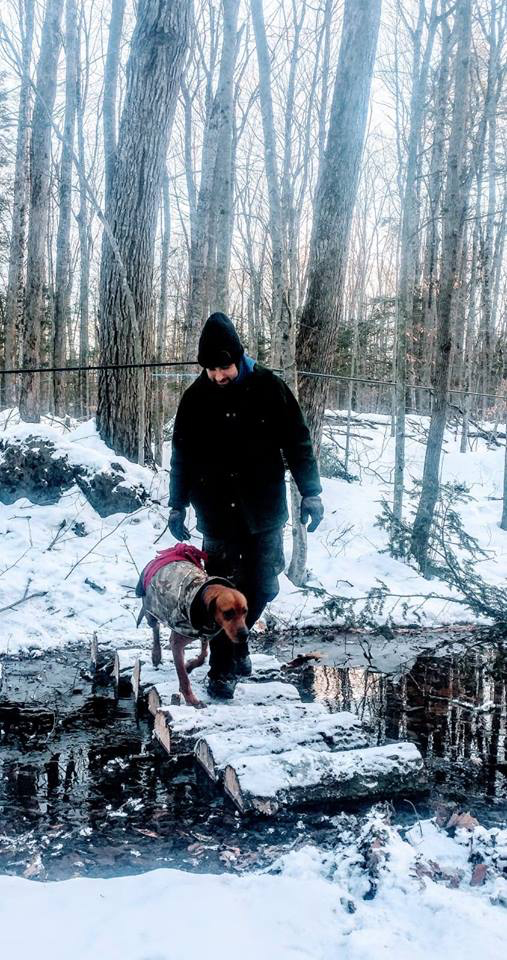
[103,0,125,217]
[501,409,507,531]
[53,0,78,416]
[212,1,241,312]
[393,0,438,523]
[96,0,191,462]
[410,0,472,572]
[76,13,90,419]
[19,0,64,422]
[3,0,34,408]
[251,0,290,375]
[185,0,240,361]
[154,168,171,465]
[296,0,382,457]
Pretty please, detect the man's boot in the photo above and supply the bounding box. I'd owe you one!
[207,631,237,699]
[233,640,252,677]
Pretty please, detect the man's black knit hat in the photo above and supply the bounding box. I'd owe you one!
[197,312,244,368]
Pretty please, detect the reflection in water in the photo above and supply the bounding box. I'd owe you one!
[307,646,507,810]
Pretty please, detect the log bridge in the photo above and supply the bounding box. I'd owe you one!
[114,645,426,815]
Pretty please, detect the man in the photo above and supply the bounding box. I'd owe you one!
[168,312,323,697]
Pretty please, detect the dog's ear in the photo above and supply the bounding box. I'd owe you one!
[207,596,217,622]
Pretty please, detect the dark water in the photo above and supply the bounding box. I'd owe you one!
[0,638,505,880]
[302,643,507,819]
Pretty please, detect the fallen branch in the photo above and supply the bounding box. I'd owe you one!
[64,505,147,580]
[0,583,47,615]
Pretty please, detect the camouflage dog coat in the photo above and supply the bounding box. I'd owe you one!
[140,560,231,641]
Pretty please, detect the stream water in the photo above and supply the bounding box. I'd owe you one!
[0,634,505,880]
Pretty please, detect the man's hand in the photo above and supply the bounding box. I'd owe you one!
[300,495,324,533]
[168,507,191,541]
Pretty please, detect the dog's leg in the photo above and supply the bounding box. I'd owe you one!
[148,616,162,668]
[185,637,209,674]
[170,630,205,708]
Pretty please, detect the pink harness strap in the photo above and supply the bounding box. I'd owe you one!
[142,544,208,591]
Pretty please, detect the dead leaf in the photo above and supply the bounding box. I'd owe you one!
[470,863,488,887]
[133,827,159,839]
[446,811,479,832]
[24,855,45,879]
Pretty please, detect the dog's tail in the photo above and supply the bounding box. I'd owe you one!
[136,604,146,628]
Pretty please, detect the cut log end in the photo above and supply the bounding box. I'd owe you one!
[195,738,218,781]
[154,709,171,755]
[223,764,245,812]
[132,658,141,701]
[90,633,98,670]
[148,686,161,716]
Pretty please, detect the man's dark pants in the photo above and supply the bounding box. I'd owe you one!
[203,527,285,678]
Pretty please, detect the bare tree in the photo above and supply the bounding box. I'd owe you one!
[96,0,191,461]
[296,0,382,454]
[185,0,241,362]
[411,0,473,572]
[103,0,125,216]
[392,0,438,523]
[19,0,64,421]
[2,0,34,408]
[53,0,78,415]
[289,0,381,584]
[251,0,290,376]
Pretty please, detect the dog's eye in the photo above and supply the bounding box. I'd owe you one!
[223,609,235,621]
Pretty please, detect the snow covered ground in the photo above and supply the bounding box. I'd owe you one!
[1,407,505,656]
[1,408,507,958]
[1,812,506,960]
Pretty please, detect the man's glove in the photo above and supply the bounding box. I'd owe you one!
[168,507,191,541]
[300,495,324,533]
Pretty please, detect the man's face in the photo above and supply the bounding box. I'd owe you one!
[206,363,238,386]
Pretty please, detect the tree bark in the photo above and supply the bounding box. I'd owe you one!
[76,9,90,418]
[19,0,64,422]
[296,0,382,457]
[185,0,240,361]
[96,0,191,462]
[410,0,473,572]
[3,0,34,408]
[103,0,125,217]
[53,0,78,416]
[251,0,290,375]
[393,0,438,523]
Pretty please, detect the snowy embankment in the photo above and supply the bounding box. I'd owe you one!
[1,813,506,960]
[1,408,506,654]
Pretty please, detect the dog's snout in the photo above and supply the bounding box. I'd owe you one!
[237,627,249,641]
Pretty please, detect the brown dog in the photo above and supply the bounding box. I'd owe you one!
[146,583,248,708]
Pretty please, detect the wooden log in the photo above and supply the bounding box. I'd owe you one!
[223,741,426,815]
[195,711,370,781]
[154,708,171,754]
[132,658,142,701]
[156,700,326,755]
[90,632,98,672]
[113,647,145,692]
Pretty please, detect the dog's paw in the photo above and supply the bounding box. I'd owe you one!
[183,692,206,709]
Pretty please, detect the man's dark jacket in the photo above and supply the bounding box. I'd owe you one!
[169,362,321,536]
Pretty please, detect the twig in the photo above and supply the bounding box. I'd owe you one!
[0,585,47,615]
[64,505,148,580]
[0,548,30,578]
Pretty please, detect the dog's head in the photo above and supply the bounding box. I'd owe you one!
[203,586,249,643]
